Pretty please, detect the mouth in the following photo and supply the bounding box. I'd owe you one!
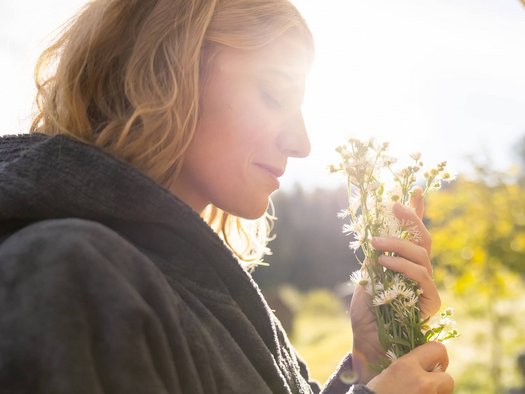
[254,163,285,189]
[255,163,285,178]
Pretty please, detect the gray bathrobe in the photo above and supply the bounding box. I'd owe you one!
[0,134,373,394]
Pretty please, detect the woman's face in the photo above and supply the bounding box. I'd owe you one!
[172,33,311,219]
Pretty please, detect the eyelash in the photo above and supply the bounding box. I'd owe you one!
[261,91,283,109]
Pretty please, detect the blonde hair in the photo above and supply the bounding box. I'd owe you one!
[31,0,313,267]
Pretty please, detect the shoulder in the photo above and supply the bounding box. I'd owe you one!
[1,217,132,256]
[0,217,183,333]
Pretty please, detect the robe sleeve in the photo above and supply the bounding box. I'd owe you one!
[319,353,374,394]
[293,349,373,394]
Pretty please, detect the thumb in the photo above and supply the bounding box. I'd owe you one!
[410,186,425,219]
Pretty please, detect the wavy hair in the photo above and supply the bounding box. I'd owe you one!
[31,0,314,267]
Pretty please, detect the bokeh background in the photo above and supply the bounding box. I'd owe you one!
[2,1,525,393]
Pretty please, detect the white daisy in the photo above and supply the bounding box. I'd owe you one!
[386,349,398,362]
[400,218,422,245]
[403,292,419,309]
[337,208,352,219]
[349,239,361,251]
[391,279,414,300]
[439,317,457,333]
[373,288,398,306]
[349,270,372,295]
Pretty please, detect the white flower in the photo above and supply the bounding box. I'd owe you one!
[428,181,442,191]
[391,277,414,299]
[386,349,398,362]
[441,171,457,183]
[349,270,369,286]
[349,270,372,294]
[379,200,401,238]
[342,224,353,235]
[400,218,423,245]
[337,209,352,219]
[381,217,400,239]
[409,152,422,161]
[443,307,455,317]
[427,313,457,332]
[350,156,368,170]
[367,181,381,192]
[381,154,397,167]
[373,288,398,306]
[348,240,361,250]
[368,137,380,151]
[439,317,457,333]
[385,184,403,203]
[403,292,419,309]
[424,312,459,343]
[372,281,384,295]
[343,217,367,251]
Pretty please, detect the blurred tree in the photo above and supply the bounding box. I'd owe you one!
[427,166,525,394]
[288,288,353,384]
[514,134,525,185]
[253,185,360,291]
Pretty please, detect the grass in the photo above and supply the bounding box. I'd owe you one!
[283,287,525,393]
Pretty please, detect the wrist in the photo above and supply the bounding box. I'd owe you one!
[351,348,374,384]
[352,341,383,384]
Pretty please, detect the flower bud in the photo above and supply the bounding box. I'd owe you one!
[409,152,422,161]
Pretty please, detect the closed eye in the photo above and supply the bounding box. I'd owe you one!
[261,91,283,109]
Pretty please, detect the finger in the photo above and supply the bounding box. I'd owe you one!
[378,255,440,317]
[372,236,432,275]
[410,186,425,219]
[392,202,431,255]
[436,372,455,394]
[404,342,450,372]
[378,254,433,285]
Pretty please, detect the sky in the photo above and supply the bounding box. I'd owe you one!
[1,1,524,190]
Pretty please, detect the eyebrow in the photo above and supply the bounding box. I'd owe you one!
[261,68,305,85]
[263,69,293,80]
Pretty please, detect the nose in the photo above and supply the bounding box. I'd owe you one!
[277,111,311,158]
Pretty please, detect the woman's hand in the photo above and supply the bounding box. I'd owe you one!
[350,187,441,383]
[373,189,440,320]
[367,342,454,394]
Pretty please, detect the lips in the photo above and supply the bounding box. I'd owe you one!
[255,163,285,178]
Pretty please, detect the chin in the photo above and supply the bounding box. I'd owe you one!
[230,198,270,220]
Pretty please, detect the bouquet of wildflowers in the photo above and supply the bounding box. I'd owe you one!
[329,138,458,370]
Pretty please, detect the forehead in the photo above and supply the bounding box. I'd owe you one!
[212,33,310,83]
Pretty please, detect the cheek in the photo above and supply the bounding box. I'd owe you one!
[187,88,279,216]
[230,106,278,149]
[205,107,273,161]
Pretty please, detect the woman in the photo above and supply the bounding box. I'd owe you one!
[0,0,453,393]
